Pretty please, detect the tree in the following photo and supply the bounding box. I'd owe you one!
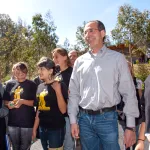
[32,11,58,60]
[105,35,111,47]
[111,4,150,61]
[0,14,17,77]
[63,38,70,50]
[75,21,89,51]
[68,44,80,51]
[0,11,59,81]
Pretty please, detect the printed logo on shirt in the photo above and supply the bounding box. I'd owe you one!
[14,86,23,99]
[13,86,23,99]
[11,86,23,105]
[38,89,50,111]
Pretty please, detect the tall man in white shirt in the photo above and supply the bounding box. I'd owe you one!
[68,20,139,150]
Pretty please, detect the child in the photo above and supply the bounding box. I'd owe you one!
[52,48,74,150]
[32,57,68,150]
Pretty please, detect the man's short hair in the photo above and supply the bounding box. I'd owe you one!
[88,20,106,32]
[68,50,78,56]
[87,20,106,42]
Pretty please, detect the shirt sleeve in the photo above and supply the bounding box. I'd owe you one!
[68,59,80,124]
[145,133,150,137]
[144,75,150,133]
[118,54,139,127]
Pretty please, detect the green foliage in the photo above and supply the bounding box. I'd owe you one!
[75,21,89,51]
[135,59,139,64]
[32,11,58,60]
[63,38,70,51]
[105,35,111,47]
[0,12,58,81]
[134,64,150,81]
[1,74,11,83]
[111,4,150,57]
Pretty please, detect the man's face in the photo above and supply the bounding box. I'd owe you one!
[84,22,105,50]
[68,51,78,67]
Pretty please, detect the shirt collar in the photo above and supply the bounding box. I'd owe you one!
[89,45,107,58]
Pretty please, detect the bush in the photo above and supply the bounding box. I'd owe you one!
[2,75,11,83]
[134,64,150,82]
[135,59,139,64]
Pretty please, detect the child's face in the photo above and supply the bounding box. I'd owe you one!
[15,67,27,81]
[52,52,67,66]
[38,67,53,81]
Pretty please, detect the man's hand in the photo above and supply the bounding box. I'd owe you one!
[135,140,144,150]
[71,123,80,139]
[124,129,136,148]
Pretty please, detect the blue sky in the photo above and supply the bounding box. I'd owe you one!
[0,0,150,46]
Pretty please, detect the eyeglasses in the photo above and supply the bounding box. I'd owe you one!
[84,28,100,36]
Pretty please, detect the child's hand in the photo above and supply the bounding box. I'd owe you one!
[14,99,23,108]
[8,101,15,109]
[51,81,61,93]
[32,130,37,142]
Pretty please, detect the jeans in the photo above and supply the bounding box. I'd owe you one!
[8,126,32,150]
[78,110,120,150]
[39,127,65,150]
[64,117,75,150]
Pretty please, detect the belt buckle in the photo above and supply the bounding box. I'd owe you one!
[99,109,103,114]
